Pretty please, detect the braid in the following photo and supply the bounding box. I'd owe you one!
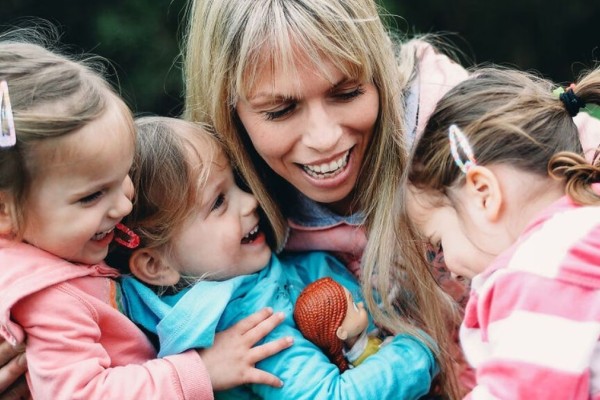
[294,277,349,372]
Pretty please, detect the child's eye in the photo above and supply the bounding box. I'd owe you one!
[211,193,225,211]
[352,302,359,312]
[79,191,103,205]
[264,104,296,121]
[335,86,366,101]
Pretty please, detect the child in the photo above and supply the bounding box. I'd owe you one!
[0,33,291,399]
[293,277,383,371]
[402,67,600,399]
[117,116,440,400]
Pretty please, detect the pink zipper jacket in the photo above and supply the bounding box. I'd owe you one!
[0,239,213,400]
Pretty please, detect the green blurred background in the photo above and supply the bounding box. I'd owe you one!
[3,0,599,117]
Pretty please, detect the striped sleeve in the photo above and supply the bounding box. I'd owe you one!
[462,205,600,400]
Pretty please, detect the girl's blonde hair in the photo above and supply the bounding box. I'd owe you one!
[0,28,134,236]
[126,117,224,253]
[183,0,460,396]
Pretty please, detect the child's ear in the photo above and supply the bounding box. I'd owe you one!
[336,327,348,341]
[465,166,503,222]
[0,192,15,235]
[129,248,181,286]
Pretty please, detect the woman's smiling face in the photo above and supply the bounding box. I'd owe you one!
[236,56,379,212]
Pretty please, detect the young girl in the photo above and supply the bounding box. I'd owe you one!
[117,116,440,399]
[402,67,600,399]
[0,33,291,399]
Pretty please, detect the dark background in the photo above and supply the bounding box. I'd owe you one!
[3,0,599,117]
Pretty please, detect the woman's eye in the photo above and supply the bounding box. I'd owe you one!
[336,86,366,101]
[211,193,225,211]
[79,191,103,205]
[264,104,295,121]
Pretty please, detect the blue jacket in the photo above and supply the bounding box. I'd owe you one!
[121,251,437,399]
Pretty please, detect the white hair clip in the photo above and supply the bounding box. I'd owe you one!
[448,124,476,174]
[0,81,16,148]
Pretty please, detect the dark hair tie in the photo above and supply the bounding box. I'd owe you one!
[559,87,586,117]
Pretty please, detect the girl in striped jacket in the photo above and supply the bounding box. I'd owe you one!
[401,66,600,399]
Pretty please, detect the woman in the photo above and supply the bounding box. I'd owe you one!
[183,0,469,396]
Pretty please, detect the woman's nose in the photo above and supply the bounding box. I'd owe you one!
[302,103,342,152]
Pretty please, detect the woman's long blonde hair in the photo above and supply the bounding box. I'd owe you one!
[183,0,460,396]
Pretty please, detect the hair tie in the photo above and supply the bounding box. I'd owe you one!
[558,84,586,117]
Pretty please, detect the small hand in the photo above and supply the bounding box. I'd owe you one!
[199,307,293,391]
[0,338,29,400]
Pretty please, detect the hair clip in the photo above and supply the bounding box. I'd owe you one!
[448,124,476,174]
[0,81,16,148]
[114,223,140,249]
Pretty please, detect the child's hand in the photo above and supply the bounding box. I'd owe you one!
[199,307,293,391]
[0,338,29,400]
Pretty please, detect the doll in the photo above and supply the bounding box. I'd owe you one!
[294,277,383,372]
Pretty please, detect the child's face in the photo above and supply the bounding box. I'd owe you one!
[337,287,368,341]
[407,188,495,279]
[21,105,134,265]
[167,151,272,280]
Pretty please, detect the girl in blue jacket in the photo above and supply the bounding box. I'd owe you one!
[116,116,439,399]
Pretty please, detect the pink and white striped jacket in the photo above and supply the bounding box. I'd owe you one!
[461,195,600,399]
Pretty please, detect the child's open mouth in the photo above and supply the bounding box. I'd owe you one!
[241,225,259,244]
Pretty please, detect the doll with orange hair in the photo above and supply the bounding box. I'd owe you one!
[294,277,383,371]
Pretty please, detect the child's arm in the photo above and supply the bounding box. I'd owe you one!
[250,325,437,400]
[463,270,600,399]
[199,307,293,391]
[12,284,212,400]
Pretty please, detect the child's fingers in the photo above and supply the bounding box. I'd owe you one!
[243,311,286,344]
[249,336,293,364]
[230,308,275,335]
[243,368,284,388]
[0,352,27,393]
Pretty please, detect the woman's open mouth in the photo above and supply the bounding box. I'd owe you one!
[301,149,350,179]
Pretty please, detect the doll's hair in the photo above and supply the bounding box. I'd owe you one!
[0,26,133,237]
[408,66,600,204]
[294,277,349,372]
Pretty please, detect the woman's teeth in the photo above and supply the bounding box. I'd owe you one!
[242,225,259,244]
[303,150,349,179]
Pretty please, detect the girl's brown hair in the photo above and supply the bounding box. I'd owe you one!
[0,27,134,237]
[294,277,349,372]
[407,67,600,203]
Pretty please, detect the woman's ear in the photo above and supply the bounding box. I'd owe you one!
[129,248,181,286]
[465,166,503,222]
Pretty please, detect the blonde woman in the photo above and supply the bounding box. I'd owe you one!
[183,0,469,396]
[181,0,600,398]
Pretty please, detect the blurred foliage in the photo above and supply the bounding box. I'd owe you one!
[3,0,598,116]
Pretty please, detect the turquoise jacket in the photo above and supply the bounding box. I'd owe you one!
[121,252,437,399]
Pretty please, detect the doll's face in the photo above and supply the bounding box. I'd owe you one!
[336,287,368,342]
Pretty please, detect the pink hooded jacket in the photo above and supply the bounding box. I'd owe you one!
[0,239,213,400]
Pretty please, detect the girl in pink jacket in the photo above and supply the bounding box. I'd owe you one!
[0,31,289,399]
